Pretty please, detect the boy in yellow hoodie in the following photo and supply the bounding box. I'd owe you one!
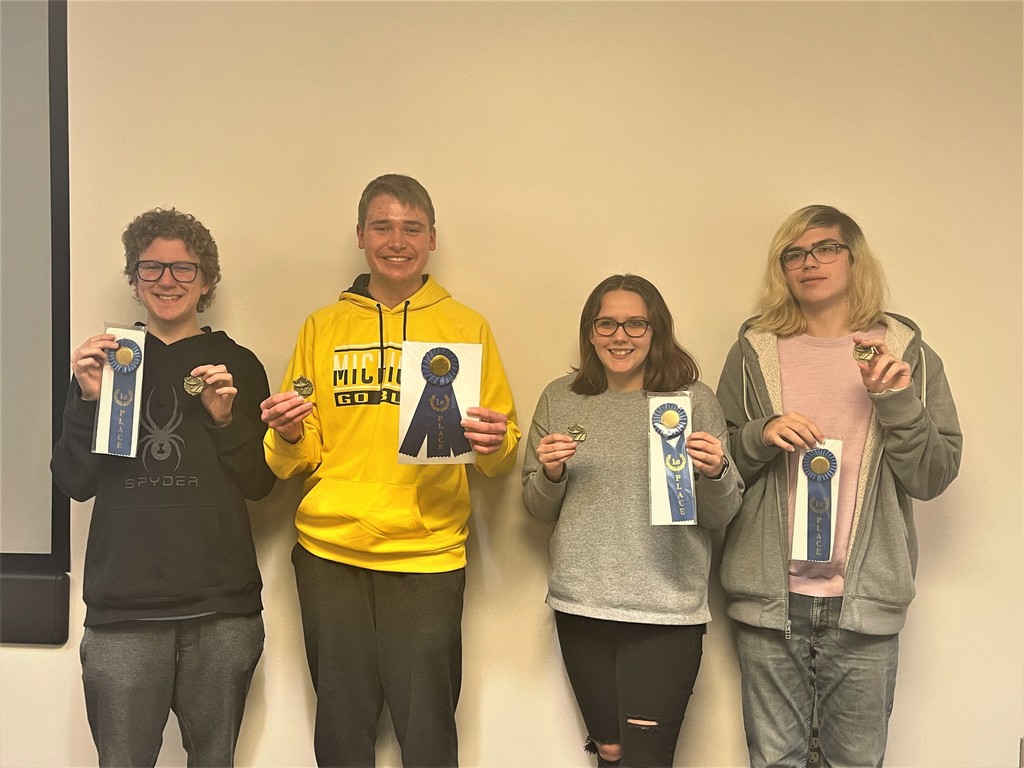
[261,174,520,766]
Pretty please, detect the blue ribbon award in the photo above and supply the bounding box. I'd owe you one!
[793,440,842,562]
[92,324,147,457]
[398,342,481,464]
[647,394,697,525]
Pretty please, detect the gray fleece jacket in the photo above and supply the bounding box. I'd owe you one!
[522,376,743,625]
[716,313,962,636]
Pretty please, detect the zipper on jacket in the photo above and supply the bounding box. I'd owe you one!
[784,619,791,640]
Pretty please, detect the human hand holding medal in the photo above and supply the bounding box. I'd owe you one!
[189,364,236,427]
[852,335,911,394]
[536,429,579,482]
[260,389,313,444]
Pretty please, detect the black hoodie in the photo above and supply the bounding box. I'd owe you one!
[51,327,275,626]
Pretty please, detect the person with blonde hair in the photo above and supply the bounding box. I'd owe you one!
[716,205,962,766]
[524,274,742,767]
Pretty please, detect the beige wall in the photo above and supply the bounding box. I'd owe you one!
[2,2,1021,766]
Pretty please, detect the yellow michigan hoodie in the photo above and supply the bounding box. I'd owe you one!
[265,275,520,573]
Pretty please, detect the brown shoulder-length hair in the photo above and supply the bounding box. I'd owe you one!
[570,274,699,395]
[753,204,888,336]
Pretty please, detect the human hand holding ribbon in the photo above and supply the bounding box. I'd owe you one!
[71,333,118,401]
[462,407,508,455]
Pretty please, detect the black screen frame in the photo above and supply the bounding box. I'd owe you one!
[0,0,71,645]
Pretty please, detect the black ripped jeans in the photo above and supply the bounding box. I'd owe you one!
[554,611,705,768]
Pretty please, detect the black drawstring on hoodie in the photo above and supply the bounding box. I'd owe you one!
[375,300,412,387]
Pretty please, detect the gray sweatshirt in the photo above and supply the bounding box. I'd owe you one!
[522,376,743,625]
[716,313,962,636]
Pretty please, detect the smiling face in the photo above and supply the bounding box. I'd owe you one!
[589,289,652,392]
[783,224,853,314]
[356,194,436,306]
[133,237,208,339]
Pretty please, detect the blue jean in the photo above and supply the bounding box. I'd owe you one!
[291,544,465,767]
[80,613,264,767]
[555,611,705,768]
[735,593,898,768]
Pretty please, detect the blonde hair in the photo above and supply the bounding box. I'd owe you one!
[753,205,888,336]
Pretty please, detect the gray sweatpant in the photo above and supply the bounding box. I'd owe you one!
[80,612,264,767]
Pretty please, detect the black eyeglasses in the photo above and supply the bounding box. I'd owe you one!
[135,260,202,283]
[592,318,651,337]
[780,243,850,270]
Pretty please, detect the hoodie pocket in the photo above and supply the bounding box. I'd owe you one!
[297,477,434,543]
[84,503,248,607]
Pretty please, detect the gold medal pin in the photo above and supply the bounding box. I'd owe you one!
[292,376,314,397]
[183,375,205,396]
[852,344,878,363]
[567,423,587,443]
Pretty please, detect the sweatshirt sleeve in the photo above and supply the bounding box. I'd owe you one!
[521,384,566,523]
[716,340,783,485]
[870,340,962,500]
[690,382,744,530]
[209,349,276,501]
[263,316,323,479]
[472,323,521,478]
[50,379,102,502]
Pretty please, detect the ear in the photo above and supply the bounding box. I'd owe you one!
[356,223,365,249]
[429,226,436,251]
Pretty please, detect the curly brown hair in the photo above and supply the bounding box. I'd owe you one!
[122,208,221,312]
[571,274,700,395]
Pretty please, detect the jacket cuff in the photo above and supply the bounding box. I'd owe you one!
[207,413,256,453]
[870,384,922,428]
[740,416,784,463]
[265,427,308,458]
[66,390,98,431]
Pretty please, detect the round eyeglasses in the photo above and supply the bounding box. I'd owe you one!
[780,243,850,270]
[135,260,202,283]
[592,318,650,337]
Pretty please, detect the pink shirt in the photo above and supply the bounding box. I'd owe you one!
[778,330,879,597]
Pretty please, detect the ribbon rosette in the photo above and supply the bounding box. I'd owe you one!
[399,347,473,459]
[801,447,838,561]
[107,339,142,375]
[105,338,143,455]
[651,403,696,523]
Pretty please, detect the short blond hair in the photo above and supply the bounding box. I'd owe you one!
[753,205,887,336]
